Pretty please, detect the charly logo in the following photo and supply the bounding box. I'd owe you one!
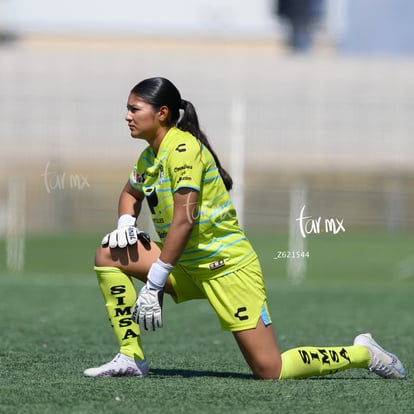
[296,205,345,238]
[234,307,249,321]
[175,143,186,153]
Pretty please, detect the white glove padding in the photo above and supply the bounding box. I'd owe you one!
[131,259,174,330]
[132,285,164,330]
[101,214,151,248]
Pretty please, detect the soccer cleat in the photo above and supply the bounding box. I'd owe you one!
[354,333,406,379]
[83,353,149,378]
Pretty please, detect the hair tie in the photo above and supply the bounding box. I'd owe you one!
[180,99,187,110]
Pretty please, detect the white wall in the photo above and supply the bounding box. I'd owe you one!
[5,0,279,38]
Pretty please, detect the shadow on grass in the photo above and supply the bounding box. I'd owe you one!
[149,368,253,380]
[148,368,376,381]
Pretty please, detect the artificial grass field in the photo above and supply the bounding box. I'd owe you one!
[0,231,413,414]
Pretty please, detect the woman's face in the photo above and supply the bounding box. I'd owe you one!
[125,93,160,140]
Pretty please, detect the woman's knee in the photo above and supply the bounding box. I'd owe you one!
[251,358,281,380]
[94,241,161,278]
[233,320,282,380]
[95,245,113,267]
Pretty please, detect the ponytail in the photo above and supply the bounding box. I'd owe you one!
[178,99,233,191]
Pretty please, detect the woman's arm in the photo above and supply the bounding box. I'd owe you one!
[101,181,148,249]
[132,187,198,330]
[118,180,144,218]
[159,188,198,266]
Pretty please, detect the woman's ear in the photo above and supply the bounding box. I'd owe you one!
[157,106,170,123]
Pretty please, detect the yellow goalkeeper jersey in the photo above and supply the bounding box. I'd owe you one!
[129,127,257,279]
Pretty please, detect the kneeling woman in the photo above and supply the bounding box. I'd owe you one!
[84,77,406,381]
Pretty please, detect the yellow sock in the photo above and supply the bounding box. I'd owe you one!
[94,266,145,361]
[279,344,370,379]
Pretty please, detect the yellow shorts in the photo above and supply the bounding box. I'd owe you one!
[169,257,272,332]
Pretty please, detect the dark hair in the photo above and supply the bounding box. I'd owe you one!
[131,77,233,191]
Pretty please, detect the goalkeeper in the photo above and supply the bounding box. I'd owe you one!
[84,77,406,380]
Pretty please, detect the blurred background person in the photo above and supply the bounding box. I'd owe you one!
[274,0,325,52]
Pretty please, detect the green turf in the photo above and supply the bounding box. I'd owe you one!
[0,232,413,414]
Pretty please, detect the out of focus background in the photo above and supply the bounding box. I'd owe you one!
[1,0,414,273]
[2,4,413,411]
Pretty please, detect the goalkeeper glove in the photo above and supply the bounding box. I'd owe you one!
[101,214,151,248]
[132,285,164,330]
[132,259,174,330]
